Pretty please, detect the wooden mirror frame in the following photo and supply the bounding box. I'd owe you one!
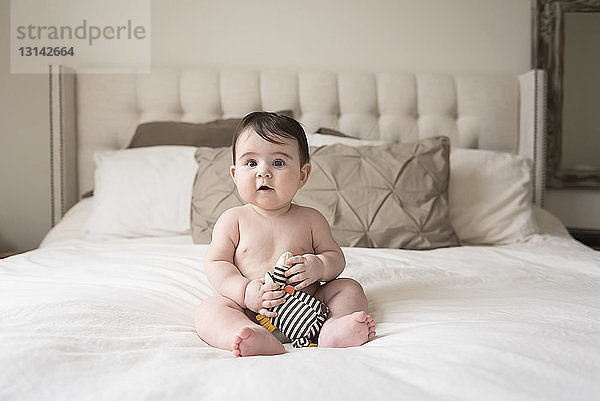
[532,0,600,188]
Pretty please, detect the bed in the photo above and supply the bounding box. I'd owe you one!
[2,67,600,400]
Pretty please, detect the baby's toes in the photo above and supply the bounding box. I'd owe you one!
[352,311,367,323]
[232,335,243,357]
[365,315,376,339]
[368,327,376,339]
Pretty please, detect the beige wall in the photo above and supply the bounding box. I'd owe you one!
[546,190,600,230]
[0,0,51,252]
[3,0,574,252]
[150,0,531,74]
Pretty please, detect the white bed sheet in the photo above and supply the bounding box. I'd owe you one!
[2,202,600,401]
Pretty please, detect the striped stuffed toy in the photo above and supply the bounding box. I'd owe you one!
[256,251,329,348]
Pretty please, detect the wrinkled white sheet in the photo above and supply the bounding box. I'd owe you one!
[2,208,600,400]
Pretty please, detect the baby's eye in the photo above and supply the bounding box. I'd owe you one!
[246,160,257,167]
[273,159,285,167]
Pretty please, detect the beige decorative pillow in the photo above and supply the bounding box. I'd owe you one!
[191,147,244,244]
[191,137,459,249]
[296,137,459,249]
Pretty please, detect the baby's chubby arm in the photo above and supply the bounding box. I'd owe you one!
[203,209,248,306]
[285,208,346,290]
[203,209,285,316]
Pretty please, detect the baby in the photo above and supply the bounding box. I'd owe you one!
[195,112,375,357]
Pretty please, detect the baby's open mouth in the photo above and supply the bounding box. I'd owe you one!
[257,185,274,191]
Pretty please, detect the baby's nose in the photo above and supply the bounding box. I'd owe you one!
[257,169,272,178]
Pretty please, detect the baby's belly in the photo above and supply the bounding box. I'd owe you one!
[236,254,319,296]
[237,258,277,281]
[235,245,313,279]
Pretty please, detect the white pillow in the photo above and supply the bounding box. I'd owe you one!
[84,146,199,237]
[449,148,538,244]
[306,133,384,147]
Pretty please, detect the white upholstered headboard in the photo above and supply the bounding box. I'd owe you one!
[49,65,546,225]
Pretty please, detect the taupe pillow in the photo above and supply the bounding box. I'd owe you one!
[191,147,244,244]
[191,137,459,249]
[314,127,354,138]
[297,137,459,249]
[128,110,294,149]
[129,119,240,148]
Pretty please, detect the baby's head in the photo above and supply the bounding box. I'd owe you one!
[230,112,311,213]
[232,112,309,166]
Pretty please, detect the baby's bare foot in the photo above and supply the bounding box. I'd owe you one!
[318,311,376,348]
[232,326,285,357]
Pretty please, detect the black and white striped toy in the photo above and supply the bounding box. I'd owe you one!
[264,251,329,348]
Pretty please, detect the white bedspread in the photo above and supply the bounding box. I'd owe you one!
[2,209,600,400]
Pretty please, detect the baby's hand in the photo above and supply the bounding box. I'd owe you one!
[244,278,285,317]
[284,254,324,291]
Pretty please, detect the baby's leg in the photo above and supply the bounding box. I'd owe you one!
[314,278,376,348]
[194,296,284,357]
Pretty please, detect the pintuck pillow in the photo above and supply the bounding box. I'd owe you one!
[85,146,199,237]
[191,148,245,243]
[191,137,459,250]
[298,129,540,245]
[297,137,459,249]
[449,148,538,244]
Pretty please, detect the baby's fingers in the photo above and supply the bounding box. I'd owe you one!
[293,279,311,291]
[287,271,307,285]
[262,298,286,310]
[262,290,284,300]
[284,263,304,278]
[259,308,278,318]
[285,255,305,267]
[260,282,280,294]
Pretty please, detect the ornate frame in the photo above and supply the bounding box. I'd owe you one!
[532,0,600,188]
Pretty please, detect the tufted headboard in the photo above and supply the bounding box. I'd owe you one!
[49,66,545,225]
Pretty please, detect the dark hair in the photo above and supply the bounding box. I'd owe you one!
[232,111,310,165]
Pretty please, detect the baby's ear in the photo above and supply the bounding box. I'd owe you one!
[230,164,236,181]
[299,162,311,188]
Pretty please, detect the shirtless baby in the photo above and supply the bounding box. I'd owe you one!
[195,111,375,357]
